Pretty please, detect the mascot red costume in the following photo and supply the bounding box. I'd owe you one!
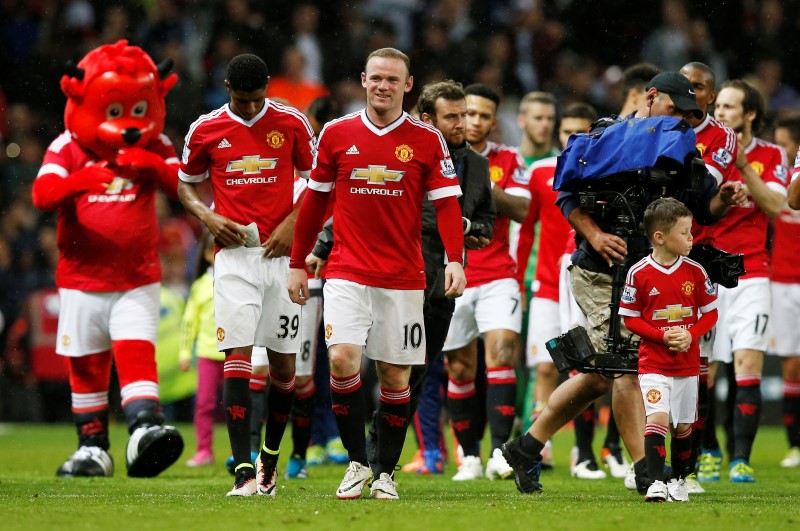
[32,40,184,478]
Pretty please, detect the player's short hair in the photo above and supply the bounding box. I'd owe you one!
[682,61,716,91]
[365,47,411,78]
[464,83,501,109]
[561,102,598,122]
[226,54,269,92]
[623,63,661,94]
[776,114,800,145]
[643,198,692,242]
[416,80,465,118]
[307,96,340,125]
[720,79,766,135]
[519,91,556,114]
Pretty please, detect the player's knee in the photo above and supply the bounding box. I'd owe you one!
[447,356,476,381]
[488,340,518,367]
[328,348,359,377]
[536,362,558,382]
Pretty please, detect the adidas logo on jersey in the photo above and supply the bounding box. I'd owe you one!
[218,138,232,149]
[649,287,660,296]
[346,145,359,155]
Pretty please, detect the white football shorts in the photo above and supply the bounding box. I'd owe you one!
[710,277,771,363]
[639,372,698,427]
[769,281,800,356]
[323,278,425,365]
[214,248,299,354]
[56,282,160,357]
[443,277,523,351]
[526,297,561,367]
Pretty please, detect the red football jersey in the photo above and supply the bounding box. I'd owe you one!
[467,141,529,287]
[37,132,178,291]
[516,156,571,301]
[692,115,738,246]
[179,99,315,242]
[619,255,718,376]
[713,138,788,279]
[772,206,800,284]
[308,110,461,290]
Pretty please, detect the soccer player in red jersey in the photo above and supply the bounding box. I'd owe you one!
[771,117,800,467]
[620,198,718,502]
[288,48,466,500]
[705,79,788,483]
[178,54,316,496]
[440,83,529,481]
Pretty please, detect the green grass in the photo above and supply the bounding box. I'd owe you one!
[1,422,799,530]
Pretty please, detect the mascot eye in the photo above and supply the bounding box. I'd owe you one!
[106,103,124,119]
[131,101,148,118]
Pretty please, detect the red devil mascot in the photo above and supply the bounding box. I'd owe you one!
[32,40,184,478]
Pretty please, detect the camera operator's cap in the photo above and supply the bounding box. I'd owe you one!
[646,72,704,119]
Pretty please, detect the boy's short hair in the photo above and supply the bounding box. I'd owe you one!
[226,54,269,92]
[643,198,692,242]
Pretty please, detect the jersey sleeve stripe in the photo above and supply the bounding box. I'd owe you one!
[178,169,208,183]
[296,169,311,179]
[184,106,226,146]
[700,301,718,313]
[37,163,69,178]
[308,179,334,192]
[270,100,316,138]
[505,186,532,200]
[767,181,788,196]
[706,164,723,186]
[407,115,449,155]
[164,157,180,165]
[618,308,640,317]
[625,258,648,284]
[427,185,462,201]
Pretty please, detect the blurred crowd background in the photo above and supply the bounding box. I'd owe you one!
[1,0,799,421]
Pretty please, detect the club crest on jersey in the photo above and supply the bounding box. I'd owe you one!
[652,304,693,323]
[696,142,707,156]
[681,281,694,295]
[350,165,404,184]
[217,327,225,342]
[749,160,764,176]
[646,389,661,404]
[490,165,504,183]
[395,144,414,163]
[226,155,278,175]
[266,130,285,149]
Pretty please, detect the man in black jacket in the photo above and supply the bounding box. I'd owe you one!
[307,80,495,473]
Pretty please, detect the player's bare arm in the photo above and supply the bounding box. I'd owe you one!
[568,207,627,266]
[735,149,785,219]
[305,253,327,279]
[263,203,301,258]
[709,181,746,217]
[465,235,491,250]
[177,180,246,247]
[444,262,467,298]
[492,185,529,223]
[287,267,309,305]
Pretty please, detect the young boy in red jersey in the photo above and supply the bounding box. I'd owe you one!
[619,198,718,502]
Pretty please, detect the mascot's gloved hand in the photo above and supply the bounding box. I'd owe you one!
[117,148,169,178]
[117,147,178,198]
[32,164,115,211]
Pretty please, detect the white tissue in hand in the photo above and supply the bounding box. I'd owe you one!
[240,222,260,248]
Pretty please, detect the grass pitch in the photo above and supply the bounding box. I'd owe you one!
[1,422,799,530]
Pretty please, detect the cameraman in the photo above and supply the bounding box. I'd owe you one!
[501,72,746,494]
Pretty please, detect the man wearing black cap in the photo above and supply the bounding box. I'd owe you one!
[499,72,745,497]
